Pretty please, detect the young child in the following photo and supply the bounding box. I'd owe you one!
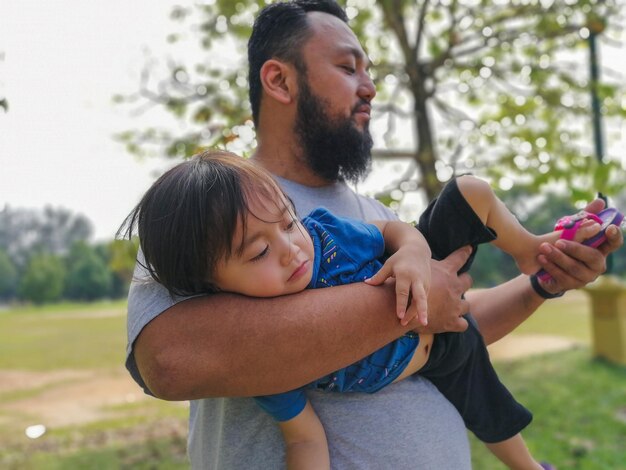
[123,150,600,470]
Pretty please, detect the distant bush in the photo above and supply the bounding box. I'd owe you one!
[18,253,66,304]
[0,249,17,300]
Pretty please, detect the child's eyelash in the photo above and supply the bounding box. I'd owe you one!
[251,246,269,262]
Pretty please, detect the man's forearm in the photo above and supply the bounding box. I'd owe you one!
[467,275,544,345]
[133,247,473,401]
[134,282,410,400]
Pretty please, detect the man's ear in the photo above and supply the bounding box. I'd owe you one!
[260,59,296,105]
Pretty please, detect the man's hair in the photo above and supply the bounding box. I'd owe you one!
[247,0,348,126]
[120,149,289,297]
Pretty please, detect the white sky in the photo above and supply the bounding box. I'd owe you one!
[1,2,624,241]
[0,1,180,241]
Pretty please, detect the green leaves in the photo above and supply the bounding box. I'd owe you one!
[116,0,626,205]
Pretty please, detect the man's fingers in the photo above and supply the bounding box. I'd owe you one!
[449,307,469,332]
[441,246,472,272]
[554,239,605,276]
[583,198,606,214]
[598,224,624,256]
[581,197,623,256]
[459,271,473,293]
[539,241,601,288]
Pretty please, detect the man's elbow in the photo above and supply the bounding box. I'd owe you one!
[137,349,189,400]
[134,339,223,401]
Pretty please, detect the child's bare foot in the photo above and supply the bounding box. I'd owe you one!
[513,232,560,275]
[513,218,601,275]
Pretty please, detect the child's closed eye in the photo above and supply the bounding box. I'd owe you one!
[250,246,269,262]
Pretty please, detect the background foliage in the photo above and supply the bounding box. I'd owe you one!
[115,0,626,210]
[0,206,137,304]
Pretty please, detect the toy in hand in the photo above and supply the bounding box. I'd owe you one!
[536,208,624,282]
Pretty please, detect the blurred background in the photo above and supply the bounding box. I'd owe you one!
[1,1,625,468]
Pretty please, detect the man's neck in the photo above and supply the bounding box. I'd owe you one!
[251,144,333,188]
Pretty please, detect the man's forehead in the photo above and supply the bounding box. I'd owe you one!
[306,11,365,57]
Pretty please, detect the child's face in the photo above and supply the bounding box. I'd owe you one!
[214,195,315,297]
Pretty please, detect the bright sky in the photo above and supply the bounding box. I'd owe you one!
[0,1,180,241]
[1,2,624,241]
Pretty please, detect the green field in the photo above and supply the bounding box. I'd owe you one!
[0,293,624,469]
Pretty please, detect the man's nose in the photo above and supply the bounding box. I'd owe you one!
[358,73,376,102]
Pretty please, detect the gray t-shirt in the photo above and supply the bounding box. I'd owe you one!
[126,179,471,469]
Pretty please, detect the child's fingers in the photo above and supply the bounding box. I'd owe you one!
[364,265,391,286]
[395,278,411,323]
[412,283,428,326]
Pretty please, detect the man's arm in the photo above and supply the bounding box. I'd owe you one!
[469,203,623,345]
[465,275,543,345]
[133,247,472,401]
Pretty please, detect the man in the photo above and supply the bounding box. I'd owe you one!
[126,1,622,468]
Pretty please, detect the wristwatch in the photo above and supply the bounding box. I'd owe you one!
[530,274,564,299]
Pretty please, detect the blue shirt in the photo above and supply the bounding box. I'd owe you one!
[255,208,420,421]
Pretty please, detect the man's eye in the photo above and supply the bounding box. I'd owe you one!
[341,65,355,74]
[251,246,269,262]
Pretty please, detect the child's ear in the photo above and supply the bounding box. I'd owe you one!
[260,59,296,105]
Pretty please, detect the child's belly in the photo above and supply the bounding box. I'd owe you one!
[392,333,434,383]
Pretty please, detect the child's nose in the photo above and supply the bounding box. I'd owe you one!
[280,237,299,266]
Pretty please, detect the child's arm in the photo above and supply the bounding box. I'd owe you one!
[365,220,431,327]
[278,401,330,470]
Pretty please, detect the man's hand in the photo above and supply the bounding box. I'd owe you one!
[410,246,473,334]
[537,198,624,293]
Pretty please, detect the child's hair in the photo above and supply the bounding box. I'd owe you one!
[120,149,290,297]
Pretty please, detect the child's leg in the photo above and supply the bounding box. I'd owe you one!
[486,433,544,470]
[456,175,600,275]
[417,177,497,274]
[419,314,533,446]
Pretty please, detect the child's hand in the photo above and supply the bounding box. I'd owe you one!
[365,245,431,327]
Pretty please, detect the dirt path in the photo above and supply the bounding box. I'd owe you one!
[0,333,581,432]
[0,368,161,430]
[487,333,582,361]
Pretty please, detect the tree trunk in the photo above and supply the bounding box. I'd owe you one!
[412,91,442,201]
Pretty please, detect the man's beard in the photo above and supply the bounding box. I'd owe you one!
[294,77,373,184]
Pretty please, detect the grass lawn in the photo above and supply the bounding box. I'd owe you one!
[0,300,128,370]
[470,349,626,469]
[1,293,625,469]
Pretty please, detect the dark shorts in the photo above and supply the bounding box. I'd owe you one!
[417,178,532,443]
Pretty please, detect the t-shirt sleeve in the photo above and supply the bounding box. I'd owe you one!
[125,250,198,395]
[254,389,308,422]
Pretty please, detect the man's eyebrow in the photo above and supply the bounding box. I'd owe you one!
[337,45,371,69]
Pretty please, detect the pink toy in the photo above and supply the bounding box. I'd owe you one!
[536,207,624,282]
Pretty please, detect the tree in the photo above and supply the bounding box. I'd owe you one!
[117,0,625,211]
[0,205,93,271]
[64,242,113,301]
[18,253,66,304]
[107,238,140,297]
[0,249,17,300]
